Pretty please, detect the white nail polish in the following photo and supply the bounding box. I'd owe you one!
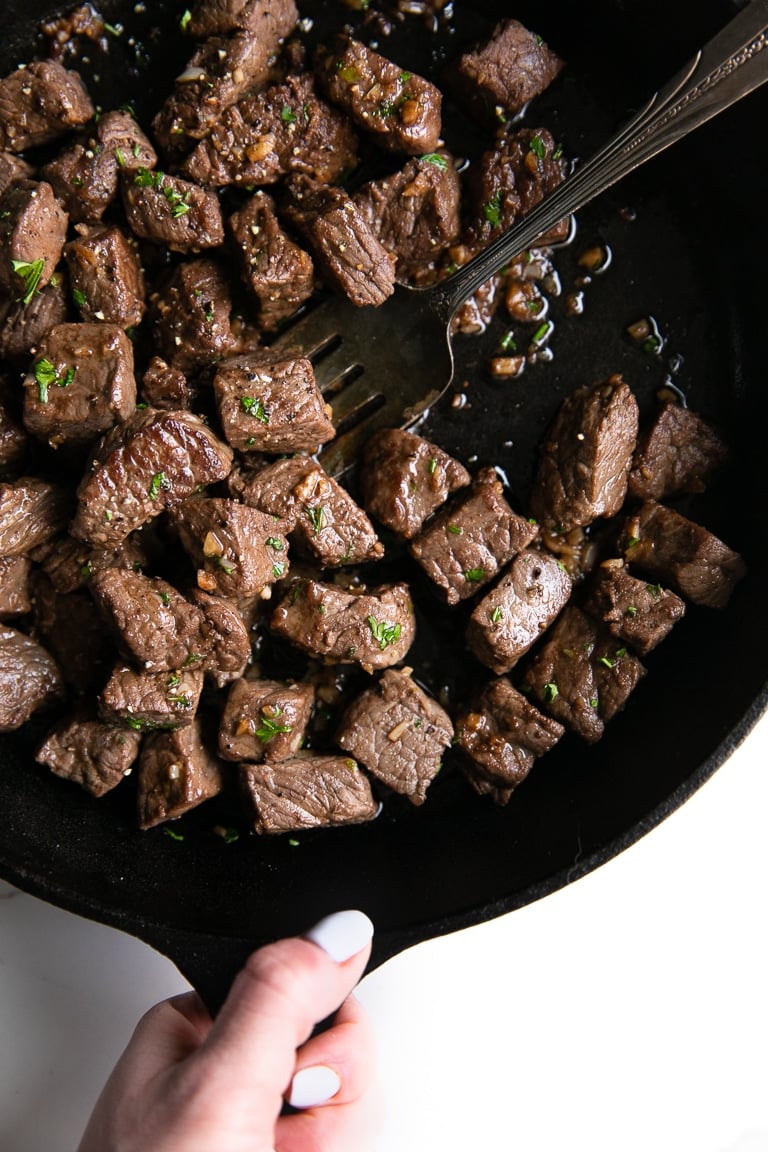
[288,1064,341,1109]
[304,909,374,963]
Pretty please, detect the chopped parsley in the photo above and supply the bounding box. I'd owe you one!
[367,616,402,650]
[266,536,284,550]
[427,457,437,474]
[420,152,447,168]
[256,706,292,743]
[34,358,76,403]
[72,287,87,308]
[239,395,269,423]
[499,330,517,352]
[529,134,547,160]
[542,681,559,702]
[148,471,169,500]
[447,523,463,535]
[483,192,502,229]
[179,8,192,31]
[626,605,638,617]
[134,167,191,217]
[646,582,662,599]
[280,104,297,123]
[464,567,485,582]
[11,258,45,305]
[163,826,185,841]
[306,506,325,532]
[272,561,286,578]
[491,606,503,624]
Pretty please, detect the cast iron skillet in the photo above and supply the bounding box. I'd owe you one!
[1,0,767,1010]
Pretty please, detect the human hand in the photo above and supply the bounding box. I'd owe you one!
[77,909,377,1152]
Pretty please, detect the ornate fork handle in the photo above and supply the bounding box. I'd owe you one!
[435,0,768,320]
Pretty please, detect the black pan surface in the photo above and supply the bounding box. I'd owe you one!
[1,0,766,1006]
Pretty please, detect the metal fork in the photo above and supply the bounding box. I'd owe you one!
[271,0,768,476]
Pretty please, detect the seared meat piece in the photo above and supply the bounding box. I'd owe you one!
[283,176,396,307]
[31,575,113,694]
[583,561,685,656]
[41,110,157,224]
[41,533,146,595]
[183,72,358,188]
[622,501,746,609]
[0,151,34,196]
[449,19,564,124]
[36,716,141,797]
[231,456,384,567]
[121,168,224,253]
[0,625,63,732]
[454,676,564,792]
[137,719,223,829]
[466,547,572,673]
[141,357,193,411]
[100,663,205,730]
[0,477,70,557]
[71,408,233,547]
[0,276,69,365]
[170,496,291,600]
[90,568,211,672]
[0,180,68,299]
[187,0,298,38]
[0,60,94,152]
[228,192,315,331]
[522,605,645,742]
[628,402,729,502]
[409,467,537,605]
[150,259,235,375]
[0,390,28,477]
[213,352,334,454]
[530,375,639,535]
[23,323,136,450]
[271,578,415,671]
[191,590,251,680]
[0,555,31,618]
[467,127,568,248]
[317,36,442,155]
[218,677,313,762]
[354,151,461,277]
[241,753,378,834]
[65,225,145,328]
[359,428,470,539]
[336,668,452,804]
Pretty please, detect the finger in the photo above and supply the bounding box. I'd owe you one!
[116,991,212,1078]
[287,994,376,1109]
[276,1074,384,1152]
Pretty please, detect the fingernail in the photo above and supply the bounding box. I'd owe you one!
[288,1064,341,1109]
[304,909,374,963]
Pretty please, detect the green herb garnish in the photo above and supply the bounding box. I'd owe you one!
[266,536,283,550]
[421,152,447,168]
[148,471,169,500]
[447,523,463,535]
[306,506,325,532]
[464,567,485,582]
[491,606,503,624]
[12,258,45,305]
[256,706,292,743]
[34,358,76,402]
[483,192,502,229]
[542,681,559,702]
[529,134,547,160]
[280,104,297,123]
[239,396,269,423]
[367,616,402,651]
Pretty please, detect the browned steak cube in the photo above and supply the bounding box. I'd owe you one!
[530,375,639,535]
[122,168,224,252]
[187,0,298,38]
[141,357,193,411]
[137,719,223,829]
[41,110,157,224]
[0,625,63,732]
[30,576,113,695]
[65,225,145,328]
[0,60,94,152]
[23,323,136,450]
[241,753,377,834]
[592,633,647,723]
[466,548,571,673]
[0,555,31,618]
[622,501,746,609]
[271,578,415,670]
[336,668,452,805]
[41,533,147,595]
[0,477,70,557]
[0,151,33,197]
[90,568,211,672]
[213,352,334,454]
[100,663,205,731]
[283,176,396,307]
[219,677,313,762]
[191,590,252,681]
[318,36,441,155]
[583,561,685,656]
[449,19,564,123]
[71,408,234,547]
[410,467,537,605]
[454,676,564,791]
[231,456,384,567]
[170,496,291,600]
[0,389,28,477]
[467,127,568,248]
[228,192,315,331]
[359,428,470,539]
[0,180,68,299]
[628,402,729,502]
[0,277,69,365]
[36,716,141,797]
[150,259,235,374]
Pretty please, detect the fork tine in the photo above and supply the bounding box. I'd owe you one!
[310,345,364,393]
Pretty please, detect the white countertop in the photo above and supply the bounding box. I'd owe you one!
[2,707,767,1152]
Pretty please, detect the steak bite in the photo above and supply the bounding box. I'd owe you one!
[0,390,28,477]
[0,179,69,299]
[0,276,69,366]
[64,225,145,328]
[628,402,729,502]
[622,500,746,609]
[454,677,564,794]
[335,667,453,805]
[0,477,70,557]
[0,60,94,152]
[218,677,313,762]
[41,533,147,595]
[0,151,34,197]
[228,192,315,331]
[150,259,235,374]
[137,719,224,830]
[71,408,234,547]
[583,560,685,656]
[449,19,564,124]
[0,555,31,618]
[191,590,251,679]
[22,323,136,450]
[36,716,141,797]
[466,547,572,674]
[241,753,378,834]
[409,467,538,605]
[530,375,639,535]
[186,0,299,38]
[271,578,415,670]
[0,625,63,732]
[213,352,335,454]
[122,168,224,253]
[30,575,113,695]
[141,357,193,411]
[317,36,442,155]
[99,663,205,730]
[359,428,471,539]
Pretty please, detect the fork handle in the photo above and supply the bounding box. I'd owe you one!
[430,0,768,322]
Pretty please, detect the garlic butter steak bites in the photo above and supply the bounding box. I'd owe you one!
[0,58,94,152]
[36,716,141,797]
[241,753,378,834]
[0,625,63,732]
[218,677,314,762]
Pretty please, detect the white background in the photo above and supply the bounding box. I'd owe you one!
[1,707,766,1152]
